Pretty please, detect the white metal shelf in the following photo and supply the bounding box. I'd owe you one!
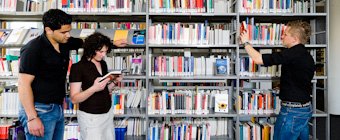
[149,75,237,80]
[239,13,327,16]
[148,13,237,16]
[148,110,237,118]
[149,44,238,48]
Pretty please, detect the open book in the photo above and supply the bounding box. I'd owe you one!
[99,69,124,82]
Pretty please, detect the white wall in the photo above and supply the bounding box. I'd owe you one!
[329,0,340,114]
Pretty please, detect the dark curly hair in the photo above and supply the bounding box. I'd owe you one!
[42,9,72,31]
[82,32,113,60]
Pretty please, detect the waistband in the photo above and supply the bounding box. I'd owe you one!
[281,101,311,108]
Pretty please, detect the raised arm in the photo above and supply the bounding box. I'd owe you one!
[239,30,264,65]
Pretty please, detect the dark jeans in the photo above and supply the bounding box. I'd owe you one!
[19,102,64,140]
[274,105,312,140]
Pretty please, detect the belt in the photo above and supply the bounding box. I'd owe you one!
[281,101,311,108]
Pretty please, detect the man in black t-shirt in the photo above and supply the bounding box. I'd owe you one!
[239,20,316,140]
[18,9,83,140]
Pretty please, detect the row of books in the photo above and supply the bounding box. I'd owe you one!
[150,55,232,76]
[115,118,146,136]
[149,0,233,13]
[240,121,274,140]
[70,51,146,74]
[2,0,146,13]
[105,54,145,76]
[0,28,146,46]
[239,0,312,13]
[148,89,229,115]
[63,96,78,115]
[17,0,56,12]
[237,89,281,114]
[65,120,145,139]
[0,0,318,14]
[75,29,146,45]
[0,120,24,140]
[240,55,282,77]
[241,17,286,45]
[64,122,80,140]
[111,88,147,114]
[113,80,146,89]
[148,118,229,140]
[0,56,18,76]
[0,92,79,116]
[0,92,19,116]
[149,22,232,45]
[60,0,146,13]
[0,89,145,116]
[71,22,146,30]
[0,0,17,12]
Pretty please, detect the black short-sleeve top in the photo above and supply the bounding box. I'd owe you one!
[262,44,316,103]
[19,34,83,104]
[69,59,111,114]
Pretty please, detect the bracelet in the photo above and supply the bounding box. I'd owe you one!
[28,116,38,122]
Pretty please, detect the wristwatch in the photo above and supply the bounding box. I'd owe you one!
[243,41,251,47]
[240,41,250,48]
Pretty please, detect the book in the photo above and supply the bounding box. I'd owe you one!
[22,29,43,44]
[130,58,142,75]
[79,29,95,39]
[131,30,145,45]
[99,69,124,82]
[215,59,228,75]
[240,21,247,33]
[4,29,29,45]
[214,93,229,113]
[0,29,12,45]
[113,30,129,42]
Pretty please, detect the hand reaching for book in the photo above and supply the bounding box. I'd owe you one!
[92,78,110,92]
[114,39,128,47]
[239,30,249,44]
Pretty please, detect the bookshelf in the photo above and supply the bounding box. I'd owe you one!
[0,0,329,140]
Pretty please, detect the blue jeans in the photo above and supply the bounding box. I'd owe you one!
[274,105,312,140]
[19,102,64,140]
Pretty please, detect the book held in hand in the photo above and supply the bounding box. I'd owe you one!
[240,21,247,33]
[99,69,124,82]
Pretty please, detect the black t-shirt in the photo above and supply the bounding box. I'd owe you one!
[262,44,316,103]
[69,59,111,114]
[19,34,83,104]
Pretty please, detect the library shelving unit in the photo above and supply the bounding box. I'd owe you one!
[0,2,149,139]
[0,0,329,140]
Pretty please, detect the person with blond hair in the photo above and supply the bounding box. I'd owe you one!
[239,20,316,140]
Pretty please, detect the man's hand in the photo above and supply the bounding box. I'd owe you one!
[28,117,44,137]
[239,30,249,44]
[114,39,128,47]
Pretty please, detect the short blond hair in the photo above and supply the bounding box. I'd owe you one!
[286,20,311,44]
